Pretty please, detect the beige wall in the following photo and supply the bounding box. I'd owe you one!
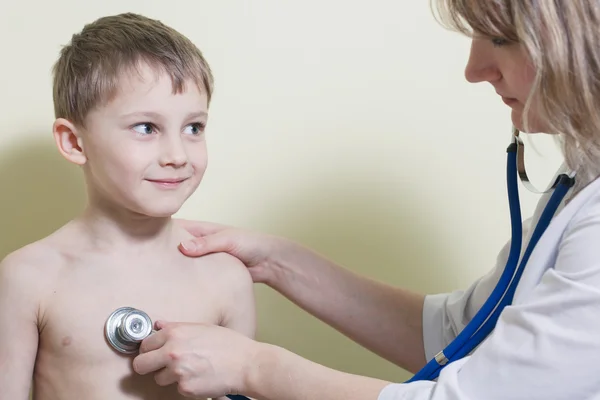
[0,0,563,383]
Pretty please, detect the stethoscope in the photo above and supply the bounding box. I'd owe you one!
[407,127,575,382]
[104,127,575,396]
[104,306,250,400]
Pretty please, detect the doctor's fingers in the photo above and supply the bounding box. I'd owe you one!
[138,327,170,354]
[152,365,179,387]
[133,345,172,375]
[137,320,190,353]
[150,353,226,398]
[179,230,240,258]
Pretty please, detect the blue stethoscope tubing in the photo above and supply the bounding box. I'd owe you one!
[407,133,575,382]
[229,132,575,399]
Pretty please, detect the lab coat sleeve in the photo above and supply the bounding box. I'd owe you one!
[421,218,524,362]
[377,202,600,399]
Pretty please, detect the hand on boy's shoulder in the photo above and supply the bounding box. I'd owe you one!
[176,226,249,272]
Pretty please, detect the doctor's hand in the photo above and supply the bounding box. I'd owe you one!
[132,320,260,398]
[175,219,296,285]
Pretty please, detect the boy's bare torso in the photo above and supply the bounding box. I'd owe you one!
[19,220,251,400]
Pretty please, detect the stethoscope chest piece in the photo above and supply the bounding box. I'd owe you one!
[105,306,153,354]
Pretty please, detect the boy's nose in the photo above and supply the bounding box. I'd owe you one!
[159,135,188,168]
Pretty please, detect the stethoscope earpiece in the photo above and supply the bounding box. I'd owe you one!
[105,306,154,354]
[512,127,575,193]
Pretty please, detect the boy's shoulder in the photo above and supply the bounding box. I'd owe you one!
[1,238,62,270]
[0,228,69,287]
[180,244,256,336]
[188,250,252,283]
[173,227,253,286]
[0,238,64,308]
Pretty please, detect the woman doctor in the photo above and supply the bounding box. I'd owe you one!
[132,1,600,399]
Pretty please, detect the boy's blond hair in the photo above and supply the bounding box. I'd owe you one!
[52,12,214,127]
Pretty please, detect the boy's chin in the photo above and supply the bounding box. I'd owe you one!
[134,202,185,218]
[144,207,183,218]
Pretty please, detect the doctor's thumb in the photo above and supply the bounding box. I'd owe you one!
[179,235,231,257]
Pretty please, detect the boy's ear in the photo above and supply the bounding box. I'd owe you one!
[52,118,87,165]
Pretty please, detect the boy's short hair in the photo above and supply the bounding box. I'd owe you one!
[52,12,214,127]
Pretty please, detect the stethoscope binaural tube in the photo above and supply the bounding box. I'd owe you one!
[407,126,575,382]
[104,307,250,400]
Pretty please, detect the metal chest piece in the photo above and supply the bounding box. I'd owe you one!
[105,307,153,354]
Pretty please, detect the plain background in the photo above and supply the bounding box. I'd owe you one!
[0,0,564,383]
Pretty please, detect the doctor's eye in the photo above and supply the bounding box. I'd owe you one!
[491,37,509,47]
[132,123,156,135]
[183,122,206,136]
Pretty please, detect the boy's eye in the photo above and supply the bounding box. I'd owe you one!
[132,123,155,135]
[183,122,206,135]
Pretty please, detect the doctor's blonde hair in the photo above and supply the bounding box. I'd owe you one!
[432,0,600,187]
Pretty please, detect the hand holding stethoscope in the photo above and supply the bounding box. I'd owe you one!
[105,307,251,400]
[105,127,577,397]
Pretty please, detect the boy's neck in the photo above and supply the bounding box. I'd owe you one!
[78,203,175,252]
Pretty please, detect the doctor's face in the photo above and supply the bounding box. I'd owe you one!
[464,36,545,133]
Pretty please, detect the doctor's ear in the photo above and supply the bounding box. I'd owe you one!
[52,118,87,165]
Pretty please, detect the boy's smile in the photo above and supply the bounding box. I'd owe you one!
[54,62,210,218]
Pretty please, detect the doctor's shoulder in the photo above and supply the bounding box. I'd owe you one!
[562,177,600,234]
[554,178,600,274]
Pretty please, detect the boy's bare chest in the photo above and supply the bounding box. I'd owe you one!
[38,260,223,361]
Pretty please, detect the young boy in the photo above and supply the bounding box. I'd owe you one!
[0,13,255,400]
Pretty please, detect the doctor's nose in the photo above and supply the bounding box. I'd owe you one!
[158,135,188,168]
[464,41,501,84]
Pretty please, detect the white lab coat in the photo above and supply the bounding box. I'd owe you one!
[378,170,600,399]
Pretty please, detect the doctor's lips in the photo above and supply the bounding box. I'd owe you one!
[145,177,189,188]
[498,93,519,106]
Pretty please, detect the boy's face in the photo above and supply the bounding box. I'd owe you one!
[65,63,209,217]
